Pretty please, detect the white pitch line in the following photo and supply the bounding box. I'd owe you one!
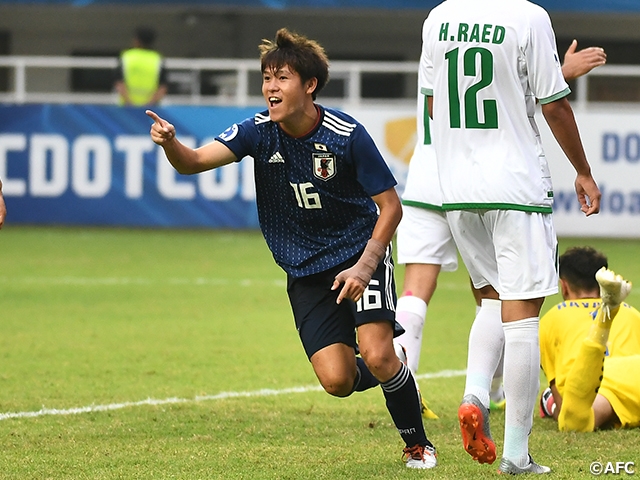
[0,369,465,421]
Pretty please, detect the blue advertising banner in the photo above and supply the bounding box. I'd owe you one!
[5,103,640,236]
[0,104,261,228]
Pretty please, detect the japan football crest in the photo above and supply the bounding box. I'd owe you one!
[313,153,337,181]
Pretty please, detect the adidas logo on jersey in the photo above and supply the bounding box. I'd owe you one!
[268,151,285,163]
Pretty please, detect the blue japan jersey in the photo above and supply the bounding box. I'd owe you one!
[216,105,397,277]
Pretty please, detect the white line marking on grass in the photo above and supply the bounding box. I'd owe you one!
[0,369,465,421]
[415,369,466,381]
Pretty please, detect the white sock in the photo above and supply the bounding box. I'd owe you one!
[490,345,505,402]
[502,317,540,468]
[463,299,504,408]
[394,295,427,375]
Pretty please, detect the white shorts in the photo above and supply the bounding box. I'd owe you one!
[396,205,458,271]
[446,209,558,300]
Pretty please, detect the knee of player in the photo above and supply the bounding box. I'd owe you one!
[318,374,354,398]
[360,349,398,381]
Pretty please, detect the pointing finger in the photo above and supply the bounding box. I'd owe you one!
[145,110,169,129]
[146,109,160,122]
[336,285,347,304]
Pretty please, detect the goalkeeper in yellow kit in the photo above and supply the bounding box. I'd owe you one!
[539,246,640,432]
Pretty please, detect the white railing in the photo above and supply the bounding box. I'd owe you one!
[573,64,640,109]
[0,55,637,108]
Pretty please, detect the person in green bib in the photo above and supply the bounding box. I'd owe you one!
[115,27,167,106]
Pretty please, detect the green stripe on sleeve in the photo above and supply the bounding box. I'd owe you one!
[538,88,571,105]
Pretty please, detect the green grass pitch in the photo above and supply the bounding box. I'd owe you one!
[0,227,638,479]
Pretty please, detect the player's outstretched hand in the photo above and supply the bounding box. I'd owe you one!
[562,39,606,82]
[575,173,601,216]
[146,110,176,145]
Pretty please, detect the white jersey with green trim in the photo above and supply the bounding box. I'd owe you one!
[401,80,442,210]
[422,0,569,213]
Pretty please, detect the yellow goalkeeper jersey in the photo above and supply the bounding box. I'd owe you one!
[540,299,640,398]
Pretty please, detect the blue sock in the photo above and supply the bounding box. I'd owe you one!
[352,356,380,392]
[381,363,429,448]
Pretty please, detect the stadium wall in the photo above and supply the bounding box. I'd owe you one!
[2,104,640,237]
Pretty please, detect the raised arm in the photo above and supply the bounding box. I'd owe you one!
[562,40,606,82]
[146,110,238,174]
[541,98,601,216]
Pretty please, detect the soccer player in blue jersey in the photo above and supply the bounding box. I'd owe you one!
[146,28,436,469]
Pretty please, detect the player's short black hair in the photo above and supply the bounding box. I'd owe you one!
[559,246,608,293]
[259,28,329,100]
[135,27,156,49]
